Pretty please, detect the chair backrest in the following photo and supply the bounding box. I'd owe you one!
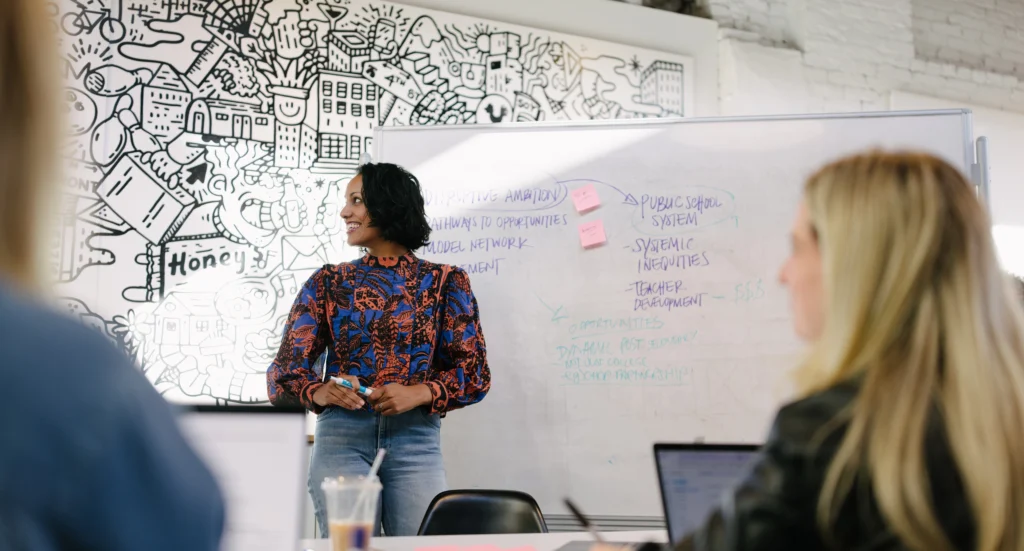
[418,490,548,536]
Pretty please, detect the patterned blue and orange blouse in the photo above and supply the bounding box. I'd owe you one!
[267,253,490,414]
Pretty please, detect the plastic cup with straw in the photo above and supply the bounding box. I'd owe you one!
[322,449,386,551]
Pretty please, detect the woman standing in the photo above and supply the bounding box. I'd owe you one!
[267,162,491,537]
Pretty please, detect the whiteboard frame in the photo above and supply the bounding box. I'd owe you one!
[369,108,980,517]
[373,108,978,203]
[975,136,991,208]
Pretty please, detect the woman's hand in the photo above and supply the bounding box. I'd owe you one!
[312,375,365,410]
[368,383,433,416]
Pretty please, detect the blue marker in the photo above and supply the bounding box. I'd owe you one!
[332,376,373,397]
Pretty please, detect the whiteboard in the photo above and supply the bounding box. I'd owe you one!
[374,110,974,516]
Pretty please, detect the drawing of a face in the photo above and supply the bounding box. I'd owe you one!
[216,279,276,326]
[65,88,97,136]
[210,171,285,248]
[272,88,308,125]
[279,100,302,120]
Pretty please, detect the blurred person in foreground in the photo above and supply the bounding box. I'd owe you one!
[0,1,224,549]
[627,152,1024,551]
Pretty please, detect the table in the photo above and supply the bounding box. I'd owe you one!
[300,530,667,551]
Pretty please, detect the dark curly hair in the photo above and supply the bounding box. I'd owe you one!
[358,162,432,251]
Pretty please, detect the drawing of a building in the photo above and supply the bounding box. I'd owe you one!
[269,81,319,169]
[316,71,376,162]
[641,61,685,116]
[328,31,372,73]
[143,65,193,143]
[479,33,524,98]
[486,55,524,97]
[275,121,318,168]
[185,98,274,142]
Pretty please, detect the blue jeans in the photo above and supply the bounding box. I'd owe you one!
[308,406,447,537]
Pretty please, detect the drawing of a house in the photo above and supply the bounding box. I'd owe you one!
[153,292,235,347]
[185,98,274,142]
[143,65,193,142]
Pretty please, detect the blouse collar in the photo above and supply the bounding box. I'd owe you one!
[362,252,417,269]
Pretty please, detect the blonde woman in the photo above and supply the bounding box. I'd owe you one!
[662,152,1024,550]
[0,1,224,549]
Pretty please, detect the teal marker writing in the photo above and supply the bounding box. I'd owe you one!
[331,376,373,397]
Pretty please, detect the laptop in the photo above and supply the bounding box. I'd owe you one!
[555,443,759,551]
[177,405,307,551]
[655,443,760,543]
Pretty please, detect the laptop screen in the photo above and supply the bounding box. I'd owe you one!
[655,444,760,543]
[178,405,307,551]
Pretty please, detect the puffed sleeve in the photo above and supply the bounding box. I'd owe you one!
[426,268,491,413]
[266,267,332,413]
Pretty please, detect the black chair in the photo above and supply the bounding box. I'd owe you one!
[417,490,548,535]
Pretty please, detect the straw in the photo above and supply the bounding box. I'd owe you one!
[368,448,386,479]
[348,449,386,522]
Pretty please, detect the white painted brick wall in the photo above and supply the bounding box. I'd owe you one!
[711,0,1024,115]
[707,0,791,45]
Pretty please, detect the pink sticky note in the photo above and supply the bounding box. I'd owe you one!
[571,183,602,213]
[578,219,607,249]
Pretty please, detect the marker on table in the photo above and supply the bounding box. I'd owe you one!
[331,376,373,397]
[565,498,605,543]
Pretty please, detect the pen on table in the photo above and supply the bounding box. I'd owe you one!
[331,376,373,397]
[565,498,605,543]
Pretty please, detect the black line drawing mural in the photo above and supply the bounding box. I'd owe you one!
[51,0,693,404]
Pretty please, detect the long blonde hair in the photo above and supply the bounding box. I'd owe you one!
[799,151,1024,551]
[0,0,61,290]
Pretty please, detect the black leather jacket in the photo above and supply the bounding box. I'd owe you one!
[675,381,975,550]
